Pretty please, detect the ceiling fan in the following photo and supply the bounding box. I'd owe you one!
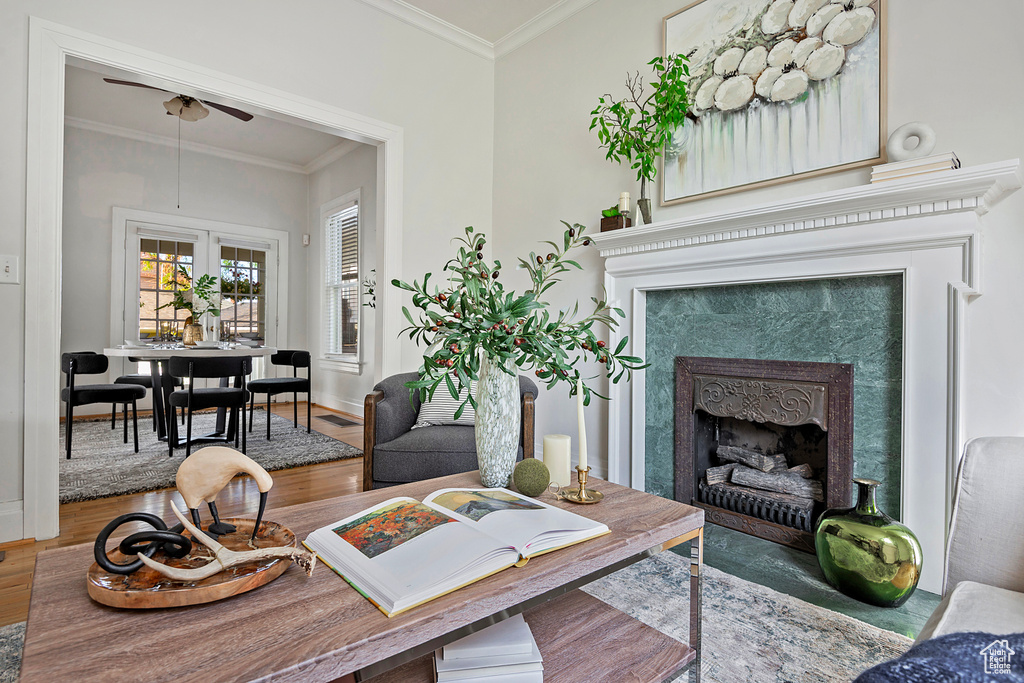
[102,78,254,122]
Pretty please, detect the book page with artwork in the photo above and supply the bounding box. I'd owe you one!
[303,497,519,616]
[423,488,609,559]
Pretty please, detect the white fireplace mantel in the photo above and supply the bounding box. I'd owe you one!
[596,160,1021,595]
[592,159,1022,260]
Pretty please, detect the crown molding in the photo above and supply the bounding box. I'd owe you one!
[64,116,334,175]
[303,139,362,174]
[353,0,495,59]
[353,0,600,61]
[591,160,1023,258]
[494,0,600,58]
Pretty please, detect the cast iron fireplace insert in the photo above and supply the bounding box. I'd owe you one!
[674,356,854,553]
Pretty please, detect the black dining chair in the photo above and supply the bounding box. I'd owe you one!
[61,352,146,459]
[113,357,182,432]
[247,350,312,440]
[167,355,252,457]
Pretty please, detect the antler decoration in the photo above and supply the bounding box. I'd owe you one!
[137,502,316,582]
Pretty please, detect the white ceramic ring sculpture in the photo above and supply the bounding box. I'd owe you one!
[887,122,936,161]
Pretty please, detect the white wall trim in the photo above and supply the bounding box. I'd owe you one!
[24,17,404,541]
[0,501,25,544]
[64,116,309,174]
[314,389,364,418]
[353,0,495,59]
[598,164,1022,594]
[493,0,601,58]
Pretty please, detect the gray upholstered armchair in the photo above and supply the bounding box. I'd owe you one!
[363,372,538,491]
[915,436,1024,641]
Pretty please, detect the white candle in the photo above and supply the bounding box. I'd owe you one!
[576,379,588,471]
[618,191,630,214]
[543,434,572,487]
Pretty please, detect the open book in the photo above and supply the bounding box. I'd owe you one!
[303,487,609,617]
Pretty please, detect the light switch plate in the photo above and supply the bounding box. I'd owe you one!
[0,255,19,284]
[302,234,311,247]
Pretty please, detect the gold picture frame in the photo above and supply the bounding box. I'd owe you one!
[661,0,887,206]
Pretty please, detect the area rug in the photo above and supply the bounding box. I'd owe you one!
[582,552,912,683]
[1,556,912,681]
[0,623,24,683]
[59,411,361,503]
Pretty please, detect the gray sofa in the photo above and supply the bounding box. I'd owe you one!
[915,436,1024,641]
[362,372,538,491]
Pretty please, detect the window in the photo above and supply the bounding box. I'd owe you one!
[219,245,267,341]
[137,238,195,340]
[323,198,360,359]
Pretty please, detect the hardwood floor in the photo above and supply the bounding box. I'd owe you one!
[0,402,364,628]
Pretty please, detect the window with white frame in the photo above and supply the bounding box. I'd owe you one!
[323,198,360,359]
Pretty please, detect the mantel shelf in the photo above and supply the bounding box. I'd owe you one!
[590,159,1022,258]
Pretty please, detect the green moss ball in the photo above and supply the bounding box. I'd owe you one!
[513,458,551,497]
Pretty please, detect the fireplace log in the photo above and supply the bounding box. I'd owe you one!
[705,464,736,485]
[787,463,814,479]
[731,466,824,501]
[716,445,788,473]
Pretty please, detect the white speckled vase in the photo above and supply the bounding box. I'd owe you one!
[475,355,520,487]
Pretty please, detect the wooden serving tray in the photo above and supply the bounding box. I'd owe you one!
[87,518,296,609]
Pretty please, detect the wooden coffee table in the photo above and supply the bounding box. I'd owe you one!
[20,472,704,682]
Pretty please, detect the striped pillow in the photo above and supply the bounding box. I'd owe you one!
[413,381,476,428]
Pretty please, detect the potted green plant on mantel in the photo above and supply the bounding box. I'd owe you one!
[158,266,222,345]
[394,222,646,487]
[590,54,690,225]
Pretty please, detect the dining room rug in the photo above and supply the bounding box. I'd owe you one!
[0,622,23,683]
[582,552,912,682]
[0,556,911,682]
[59,411,361,503]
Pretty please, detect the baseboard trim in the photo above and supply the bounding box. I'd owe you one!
[314,392,364,418]
[0,501,25,543]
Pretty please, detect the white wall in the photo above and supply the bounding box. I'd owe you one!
[1,0,495,539]
[61,125,310,411]
[307,144,378,415]
[492,0,1024,478]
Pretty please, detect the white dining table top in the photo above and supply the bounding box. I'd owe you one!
[103,345,278,358]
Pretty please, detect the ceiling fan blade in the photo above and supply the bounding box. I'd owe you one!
[203,101,254,122]
[102,78,171,93]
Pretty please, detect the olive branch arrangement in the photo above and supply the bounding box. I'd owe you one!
[393,222,646,419]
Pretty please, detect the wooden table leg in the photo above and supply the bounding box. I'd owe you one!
[689,526,703,683]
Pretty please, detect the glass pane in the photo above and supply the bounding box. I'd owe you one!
[140,292,157,319]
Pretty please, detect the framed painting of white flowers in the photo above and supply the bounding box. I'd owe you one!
[662,0,885,204]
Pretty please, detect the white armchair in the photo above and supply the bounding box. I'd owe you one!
[915,436,1024,641]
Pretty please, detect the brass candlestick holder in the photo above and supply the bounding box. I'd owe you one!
[558,466,604,504]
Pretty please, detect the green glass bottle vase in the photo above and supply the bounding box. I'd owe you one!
[814,478,923,608]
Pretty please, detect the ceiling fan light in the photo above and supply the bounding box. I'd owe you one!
[163,96,184,117]
[180,100,209,123]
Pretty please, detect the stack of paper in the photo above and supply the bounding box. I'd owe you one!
[871,152,960,183]
[434,614,543,682]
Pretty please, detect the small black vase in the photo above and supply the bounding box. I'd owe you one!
[814,478,923,608]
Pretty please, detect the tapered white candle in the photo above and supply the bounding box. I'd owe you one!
[576,378,587,470]
[543,434,572,487]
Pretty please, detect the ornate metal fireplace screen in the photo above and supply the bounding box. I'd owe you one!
[674,357,854,553]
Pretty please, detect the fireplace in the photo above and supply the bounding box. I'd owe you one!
[674,356,853,553]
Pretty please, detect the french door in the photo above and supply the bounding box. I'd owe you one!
[122,222,280,347]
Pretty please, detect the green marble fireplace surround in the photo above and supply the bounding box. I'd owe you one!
[645,275,904,517]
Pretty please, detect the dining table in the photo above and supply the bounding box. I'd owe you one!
[104,344,278,448]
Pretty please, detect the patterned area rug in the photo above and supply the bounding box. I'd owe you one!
[582,552,912,683]
[1,554,911,681]
[0,623,23,683]
[59,411,361,503]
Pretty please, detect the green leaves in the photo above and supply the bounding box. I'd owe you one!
[394,222,646,404]
[590,53,691,197]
